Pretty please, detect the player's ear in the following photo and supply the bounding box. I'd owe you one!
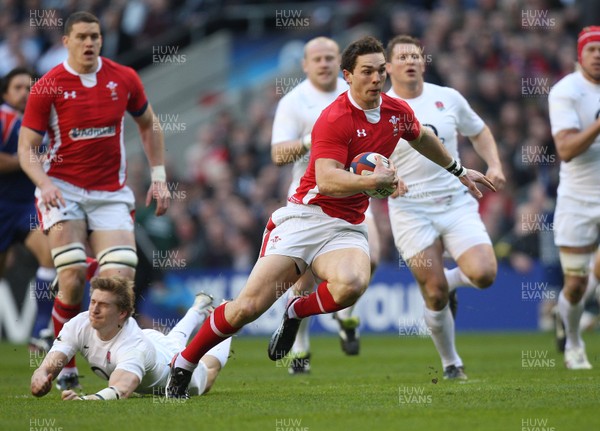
[62,34,68,48]
[342,69,352,85]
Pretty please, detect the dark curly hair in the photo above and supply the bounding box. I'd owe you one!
[340,36,385,74]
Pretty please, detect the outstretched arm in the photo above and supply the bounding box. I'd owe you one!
[61,369,140,401]
[468,125,505,189]
[31,351,68,397]
[407,127,496,197]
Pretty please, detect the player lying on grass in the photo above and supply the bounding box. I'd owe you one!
[30,276,231,400]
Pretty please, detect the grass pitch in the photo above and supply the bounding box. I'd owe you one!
[2,332,599,431]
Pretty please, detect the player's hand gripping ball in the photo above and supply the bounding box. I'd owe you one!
[349,152,395,199]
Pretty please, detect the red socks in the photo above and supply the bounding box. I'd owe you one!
[52,298,80,368]
[181,302,239,364]
[292,281,344,318]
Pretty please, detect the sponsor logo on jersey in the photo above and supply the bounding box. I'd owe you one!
[356,129,367,137]
[64,90,77,99]
[69,126,116,140]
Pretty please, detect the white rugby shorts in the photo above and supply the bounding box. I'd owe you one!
[144,329,208,396]
[36,177,135,231]
[260,203,369,265]
[554,192,600,247]
[389,190,491,260]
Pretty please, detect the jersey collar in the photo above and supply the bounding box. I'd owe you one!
[63,57,103,88]
[347,91,382,124]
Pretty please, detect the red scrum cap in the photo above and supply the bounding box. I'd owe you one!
[578,26,600,63]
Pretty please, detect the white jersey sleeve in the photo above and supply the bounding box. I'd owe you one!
[549,71,600,197]
[271,89,303,145]
[271,78,347,197]
[48,313,87,362]
[113,347,147,382]
[453,88,485,137]
[548,73,582,135]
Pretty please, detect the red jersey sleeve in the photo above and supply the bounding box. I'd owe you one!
[125,67,148,117]
[310,105,353,165]
[22,79,54,133]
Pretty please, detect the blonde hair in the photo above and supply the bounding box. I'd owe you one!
[90,276,135,318]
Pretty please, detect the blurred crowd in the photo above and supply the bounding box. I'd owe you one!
[0,0,223,76]
[1,0,593,274]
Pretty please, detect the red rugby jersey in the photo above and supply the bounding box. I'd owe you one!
[22,57,148,191]
[291,91,421,224]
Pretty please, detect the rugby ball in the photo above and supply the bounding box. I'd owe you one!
[349,152,395,199]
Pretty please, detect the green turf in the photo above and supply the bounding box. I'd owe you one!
[3,332,599,431]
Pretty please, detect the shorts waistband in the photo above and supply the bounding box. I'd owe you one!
[287,202,326,216]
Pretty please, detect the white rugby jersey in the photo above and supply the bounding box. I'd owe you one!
[387,82,484,204]
[49,312,170,394]
[271,77,347,196]
[549,71,600,199]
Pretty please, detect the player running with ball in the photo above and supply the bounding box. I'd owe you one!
[271,37,375,372]
[165,35,494,398]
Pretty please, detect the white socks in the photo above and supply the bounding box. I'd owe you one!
[334,304,355,320]
[558,290,584,350]
[204,337,232,368]
[444,267,476,292]
[167,308,205,349]
[174,352,197,371]
[423,304,462,368]
[174,338,232,374]
[291,317,310,354]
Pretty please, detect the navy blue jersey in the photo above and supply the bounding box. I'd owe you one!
[0,103,35,203]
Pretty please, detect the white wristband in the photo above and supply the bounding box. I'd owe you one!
[87,386,121,400]
[301,134,311,151]
[151,165,166,182]
[444,158,467,177]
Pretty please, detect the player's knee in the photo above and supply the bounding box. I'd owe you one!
[563,276,587,300]
[468,266,496,289]
[422,279,449,310]
[331,275,369,306]
[426,292,449,310]
[52,242,86,274]
[97,246,138,275]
